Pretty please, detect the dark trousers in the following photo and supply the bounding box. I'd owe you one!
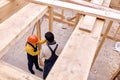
[27,53,40,72]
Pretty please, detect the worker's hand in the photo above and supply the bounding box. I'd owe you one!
[39,58,44,67]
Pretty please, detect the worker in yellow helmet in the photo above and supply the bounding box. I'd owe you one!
[25,35,46,74]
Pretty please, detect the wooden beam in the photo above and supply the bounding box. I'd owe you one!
[92,0,111,65]
[79,0,104,32]
[0,0,28,23]
[101,33,120,42]
[0,0,10,9]
[113,25,120,40]
[48,6,53,32]
[36,20,41,40]
[45,13,75,26]
[62,0,113,12]
[46,16,104,80]
[36,20,44,67]
[92,21,113,65]
[0,60,42,80]
[28,0,120,22]
[74,13,81,26]
[110,66,120,80]
[110,0,120,10]
[0,3,48,58]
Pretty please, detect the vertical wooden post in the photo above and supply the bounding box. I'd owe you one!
[36,20,41,49]
[75,13,80,26]
[113,25,120,40]
[61,0,65,19]
[36,20,44,67]
[92,21,113,66]
[49,6,53,32]
[110,66,120,80]
[61,9,64,19]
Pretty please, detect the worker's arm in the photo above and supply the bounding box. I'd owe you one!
[38,39,47,45]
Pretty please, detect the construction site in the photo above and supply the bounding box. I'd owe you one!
[0,0,120,80]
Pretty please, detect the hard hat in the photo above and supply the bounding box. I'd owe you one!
[27,35,38,44]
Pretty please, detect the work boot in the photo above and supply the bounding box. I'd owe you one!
[36,67,43,72]
[30,70,35,74]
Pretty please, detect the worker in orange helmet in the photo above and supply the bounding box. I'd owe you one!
[25,35,46,74]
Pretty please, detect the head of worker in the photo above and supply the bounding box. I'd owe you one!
[45,32,55,43]
[27,35,39,44]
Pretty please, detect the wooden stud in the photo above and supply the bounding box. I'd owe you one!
[79,0,104,32]
[92,21,113,65]
[48,6,53,32]
[54,12,64,18]
[75,13,81,26]
[36,20,44,67]
[0,0,10,9]
[101,33,120,42]
[113,25,120,40]
[110,66,120,80]
[61,9,64,19]
[45,13,75,26]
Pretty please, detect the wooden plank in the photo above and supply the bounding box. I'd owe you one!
[92,21,113,65]
[0,3,48,58]
[63,0,112,11]
[110,66,120,80]
[79,0,103,32]
[110,0,120,10]
[0,0,28,23]
[45,13,75,26]
[79,16,97,32]
[46,16,104,80]
[49,6,53,32]
[103,0,111,7]
[28,0,120,22]
[92,0,111,65]
[0,0,10,9]
[0,60,42,80]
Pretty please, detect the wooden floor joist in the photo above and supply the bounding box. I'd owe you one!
[0,3,48,58]
[0,60,42,80]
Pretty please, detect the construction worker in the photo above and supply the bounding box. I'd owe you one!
[40,32,60,80]
[25,35,46,74]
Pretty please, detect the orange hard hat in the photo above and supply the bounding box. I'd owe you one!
[27,35,38,44]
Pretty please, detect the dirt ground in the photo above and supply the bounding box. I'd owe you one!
[1,9,120,80]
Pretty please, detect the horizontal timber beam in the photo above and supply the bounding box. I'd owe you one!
[0,60,42,80]
[27,0,120,22]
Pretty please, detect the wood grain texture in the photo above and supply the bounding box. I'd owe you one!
[28,0,120,21]
[0,3,48,58]
[46,16,104,80]
[0,60,42,80]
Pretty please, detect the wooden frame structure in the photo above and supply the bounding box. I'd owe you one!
[0,0,120,80]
